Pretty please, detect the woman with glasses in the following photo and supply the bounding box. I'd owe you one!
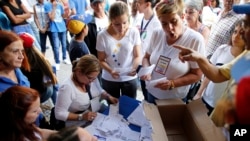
[54,54,118,128]
[140,0,205,103]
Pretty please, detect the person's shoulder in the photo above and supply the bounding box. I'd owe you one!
[44,2,52,8]
[60,77,73,88]
[185,27,203,39]
[217,44,231,50]
[97,28,108,36]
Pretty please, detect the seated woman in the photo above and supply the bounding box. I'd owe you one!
[18,32,58,104]
[0,86,56,141]
[0,30,30,93]
[48,126,97,141]
[55,54,118,127]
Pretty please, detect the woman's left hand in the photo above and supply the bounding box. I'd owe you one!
[128,69,137,76]
[108,95,119,104]
[155,80,171,90]
[102,92,118,104]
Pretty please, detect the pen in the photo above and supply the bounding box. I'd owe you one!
[94,134,106,141]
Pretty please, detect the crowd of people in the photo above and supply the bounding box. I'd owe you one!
[0,0,250,140]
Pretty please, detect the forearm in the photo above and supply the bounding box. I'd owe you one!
[142,54,151,67]
[196,57,227,83]
[196,77,210,96]
[34,17,42,30]
[101,92,110,100]
[67,112,81,121]
[16,13,31,19]
[49,8,56,20]
[171,69,202,88]
[12,17,26,24]
[132,56,140,70]
[100,61,113,74]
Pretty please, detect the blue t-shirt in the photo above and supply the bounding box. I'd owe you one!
[69,38,90,62]
[0,68,30,92]
[69,0,88,15]
[44,2,66,32]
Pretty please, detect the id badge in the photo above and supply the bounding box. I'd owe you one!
[154,55,171,75]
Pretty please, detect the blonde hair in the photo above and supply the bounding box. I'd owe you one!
[72,54,101,75]
[109,1,129,21]
[156,0,184,18]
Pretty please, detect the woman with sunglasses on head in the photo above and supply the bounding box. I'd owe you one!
[54,54,118,128]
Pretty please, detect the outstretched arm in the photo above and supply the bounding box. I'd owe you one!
[173,45,228,83]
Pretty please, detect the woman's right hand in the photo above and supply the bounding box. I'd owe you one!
[83,112,97,121]
[192,94,201,100]
[111,70,120,79]
[140,74,151,81]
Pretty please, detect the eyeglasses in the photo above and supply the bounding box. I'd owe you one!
[185,9,197,15]
[86,75,97,81]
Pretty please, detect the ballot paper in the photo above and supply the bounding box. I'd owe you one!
[137,64,156,77]
[146,77,168,89]
[127,103,150,127]
[114,67,132,75]
[85,96,153,141]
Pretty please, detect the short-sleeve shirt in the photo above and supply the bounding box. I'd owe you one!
[96,27,141,82]
[44,2,66,32]
[146,27,205,99]
[69,38,90,62]
[202,44,235,107]
[69,0,88,15]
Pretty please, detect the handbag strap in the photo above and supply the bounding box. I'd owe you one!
[86,85,92,100]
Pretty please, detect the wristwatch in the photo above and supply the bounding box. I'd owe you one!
[78,114,83,121]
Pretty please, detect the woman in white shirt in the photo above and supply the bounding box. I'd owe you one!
[96,1,141,99]
[55,55,118,127]
[193,19,245,115]
[140,0,205,103]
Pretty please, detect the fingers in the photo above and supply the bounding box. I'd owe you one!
[88,112,97,121]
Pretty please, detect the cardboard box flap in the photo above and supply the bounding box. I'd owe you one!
[186,99,208,115]
[143,102,168,141]
[186,99,226,141]
[156,98,185,106]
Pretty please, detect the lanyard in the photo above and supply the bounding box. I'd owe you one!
[140,14,154,36]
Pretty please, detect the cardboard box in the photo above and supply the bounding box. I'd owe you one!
[143,99,226,141]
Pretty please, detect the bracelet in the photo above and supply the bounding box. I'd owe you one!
[78,114,83,121]
[169,80,175,90]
